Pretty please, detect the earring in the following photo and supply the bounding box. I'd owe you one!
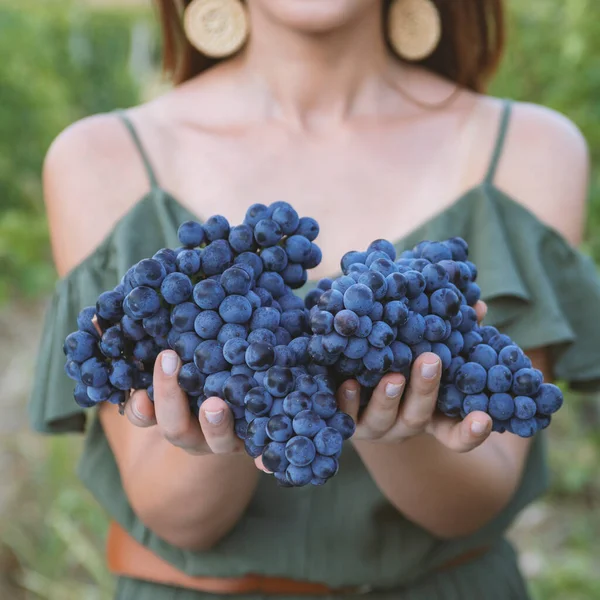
[388,0,441,61]
[183,0,249,59]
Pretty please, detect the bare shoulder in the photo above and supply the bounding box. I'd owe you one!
[43,111,154,277]
[493,100,590,245]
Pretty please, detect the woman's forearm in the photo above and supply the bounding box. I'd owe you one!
[100,403,259,550]
[353,433,531,539]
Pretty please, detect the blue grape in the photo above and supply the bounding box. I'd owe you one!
[178,362,205,395]
[202,240,233,275]
[96,290,125,321]
[365,251,390,267]
[384,272,407,300]
[431,343,452,370]
[292,410,325,438]
[469,344,498,370]
[363,346,393,373]
[368,302,384,321]
[311,455,339,479]
[343,284,374,317]
[408,293,429,316]
[488,393,515,420]
[235,252,264,280]
[488,333,513,353]
[498,345,530,373]
[313,427,343,456]
[271,203,299,235]
[143,307,170,338]
[430,288,460,319]
[280,309,307,337]
[367,239,396,261]
[423,315,446,343]
[487,364,512,393]
[358,271,387,300]
[254,219,282,247]
[446,330,464,356]
[133,338,160,363]
[223,374,255,407]
[222,338,249,365]
[194,340,228,374]
[512,368,543,396]
[322,331,348,354]
[404,270,426,298]
[294,374,318,396]
[227,224,254,253]
[258,272,285,297]
[295,216,319,241]
[170,302,200,333]
[264,366,295,398]
[273,345,295,367]
[397,313,426,345]
[341,250,367,273]
[217,323,247,343]
[173,332,201,362]
[283,235,311,263]
[455,305,477,334]
[285,436,316,467]
[247,328,277,346]
[509,418,538,438]
[287,337,310,365]
[193,279,225,310]
[204,370,232,398]
[478,325,499,344]
[310,310,334,335]
[77,306,101,339]
[383,301,409,327]
[87,384,113,402]
[177,221,205,247]
[250,307,280,332]
[134,370,153,389]
[152,249,177,275]
[244,439,264,458]
[368,321,395,348]
[194,311,223,339]
[80,357,109,387]
[421,241,453,263]
[65,360,81,381]
[286,465,313,486]
[161,273,192,305]
[462,330,483,356]
[245,387,274,416]
[445,237,468,261]
[455,362,487,394]
[247,416,270,446]
[437,384,464,417]
[370,257,397,278]
[244,203,270,227]
[444,356,465,383]
[219,295,253,324]
[534,383,563,416]
[514,396,536,420]
[463,393,489,414]
[411,341,432,358]
[326,412,356,439]
[203,215,230,242]
[262,441,290,470]
[176,249,201,276]
[283,391,311,417]
[245,342,275,371]
[109,360,134,390]
[64,331,97,362]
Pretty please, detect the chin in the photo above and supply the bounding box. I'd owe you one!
[251,0,380,33]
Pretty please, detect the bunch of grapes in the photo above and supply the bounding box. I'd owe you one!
[304,238,563,437]
[63,201,355,486]
[240,366,355,486]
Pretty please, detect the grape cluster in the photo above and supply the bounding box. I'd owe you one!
[240,366,355,486]
[63,201,354,486]
[304,237,563,437]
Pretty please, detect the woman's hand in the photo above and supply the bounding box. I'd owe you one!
[123,349,243,456]
[338,300,492,453]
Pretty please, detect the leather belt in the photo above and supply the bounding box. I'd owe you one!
[107,521,489,595]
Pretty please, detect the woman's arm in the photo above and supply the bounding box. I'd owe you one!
[339,101,590,539]
[44,115,258,550]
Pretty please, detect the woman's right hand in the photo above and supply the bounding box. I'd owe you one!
[124,349,243,456]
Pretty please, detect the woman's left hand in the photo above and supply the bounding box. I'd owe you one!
[338,300,492,453]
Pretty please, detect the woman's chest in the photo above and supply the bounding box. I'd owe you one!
[167,127,470,277]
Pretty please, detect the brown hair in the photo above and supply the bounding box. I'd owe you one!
[156,0,505,92]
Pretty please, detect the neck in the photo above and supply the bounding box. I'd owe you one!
[237,4,393,127]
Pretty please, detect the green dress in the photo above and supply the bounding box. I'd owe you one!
[30,101,600,599]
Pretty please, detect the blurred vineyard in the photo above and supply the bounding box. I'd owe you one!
[0,0,599,598]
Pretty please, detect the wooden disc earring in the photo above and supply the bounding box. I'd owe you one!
[183,0,249,59]
[388,0,442,61]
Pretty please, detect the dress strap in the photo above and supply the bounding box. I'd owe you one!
[116,111,159,190]
[484,100,513,185]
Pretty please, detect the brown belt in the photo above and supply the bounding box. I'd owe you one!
[107,521,489,595]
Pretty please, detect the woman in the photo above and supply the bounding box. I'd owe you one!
[31,0,597,598]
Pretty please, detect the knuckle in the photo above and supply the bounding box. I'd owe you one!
[402,414,430,431]
[163,428,189,447]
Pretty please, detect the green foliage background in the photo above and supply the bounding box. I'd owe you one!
[1,1,599,598]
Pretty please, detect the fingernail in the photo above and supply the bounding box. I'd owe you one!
[161,351,178,376]
[471,420,487,435]
[206,410,224,425]
[421,359,439,379]
[131,400,145,421]
[344,388,357,402]
[385,383,403,398]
